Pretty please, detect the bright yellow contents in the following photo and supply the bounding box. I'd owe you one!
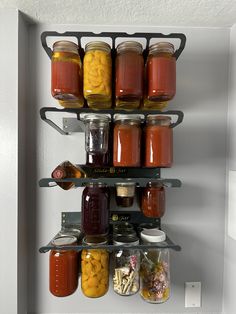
[83,50,112,108]
[81,249,109,298]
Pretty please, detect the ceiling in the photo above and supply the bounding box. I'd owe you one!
[0,0,236,27]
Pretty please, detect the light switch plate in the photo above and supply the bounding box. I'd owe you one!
[185,282,201,307]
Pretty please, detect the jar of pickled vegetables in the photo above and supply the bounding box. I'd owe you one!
[113,115,141,167]
[83,41,112,108]
[115,41,144,109]
[51,41,84,108]
[81,236,109,298]
[49,236,79,297]
[144,115,173,167]
[141,182,166,218]
[144,42,176,110]
[113,235,140,296]
[140,229,170,303]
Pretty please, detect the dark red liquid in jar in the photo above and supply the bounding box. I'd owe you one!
[49,250,78,297]
[147,55,176,102]
[141,184,166,218]
[115,51,144,102]
[86,153,110,167]
[82,185,110,236]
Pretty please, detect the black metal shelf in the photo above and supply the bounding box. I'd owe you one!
[39,177,182,188]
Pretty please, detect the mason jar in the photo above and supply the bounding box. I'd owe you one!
[115,41,144,108]
[81,236,109,298]
[49,236,78,297]
[113,235,140,296]
[140,229,170,303]
[115,182,136,207]
[83,41,112,108]
[144,42,176,110]
[51,41,83,108]
[141,182,166,218]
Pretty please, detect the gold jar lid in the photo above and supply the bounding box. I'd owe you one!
[117,41,143,54]
[52,40,79,54]
[85,41,111,53]
[149,42,174,55]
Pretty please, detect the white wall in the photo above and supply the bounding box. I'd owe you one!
[25,24,229,314]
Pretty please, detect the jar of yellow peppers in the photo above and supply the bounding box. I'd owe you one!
[81,236,109,298]
[83,41,112,108]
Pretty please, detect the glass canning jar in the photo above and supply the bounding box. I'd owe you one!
[113,115,142,167]
[140,229,170,303]
[113,235,140,296]
[51,41,84,108]
[144,115,173,167]
[115,182,136,207]
[49,236,78,297]
[81,182,110,236]
[141,182,166,218]
[144,42,176,110]
[81,236,109,298]
[83,41,112,108]
[115,41,144,109]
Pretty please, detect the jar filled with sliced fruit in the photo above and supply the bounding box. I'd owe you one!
[140,229,170,303]
[81,236,109,298]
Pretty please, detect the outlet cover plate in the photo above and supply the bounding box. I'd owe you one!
[185,282,201,307]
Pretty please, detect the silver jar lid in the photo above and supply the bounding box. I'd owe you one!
[85,41,111,53]
[117,41,143,54]
[52,235,77,246]
[149,42,174,55]
[83,114,110,124]
[53,40,79,54]
[114,114,141,123]
[113,235,139,246]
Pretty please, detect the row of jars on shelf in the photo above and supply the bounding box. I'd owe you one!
[50,227,170,303]
[51,40,176,109]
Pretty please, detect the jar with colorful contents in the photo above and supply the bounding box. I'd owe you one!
[144,42,176,110]
[81,182,110,236]
[49,236,79,297]
[113,115,142,167]
[140,229,170,303]
[141,182,165,218]
[115,41,144,109]
[81,236,109,298]
[144,115,173,168]
[83,41,112,108]
[115,182,136,207]
[113,235,140,296]
[51,41,83,108]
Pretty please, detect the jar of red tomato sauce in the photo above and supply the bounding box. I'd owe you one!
[113,115,141,167]
[115,41,144,109]
[144,42,176,110]
[144,115,173,167]
[51,41,83,108]
[49,236,79,297]
[141,182,166,218]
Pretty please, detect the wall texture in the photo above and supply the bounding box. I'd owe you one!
[25,24,229,314]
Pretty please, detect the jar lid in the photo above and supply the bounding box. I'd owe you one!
[83,114,110,123]
[114,114,142,123]
[113,235,139,246]
[83,235,108,245]
[146,115,171,126]
[117,41,143,54]
[52,235,77,246]
[85,181,107,187]
[53,40,79,54]
[140,229,166,243]
[149,42,174,55]
[85,41,111,53]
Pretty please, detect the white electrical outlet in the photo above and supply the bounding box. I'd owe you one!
[185,282,201,307]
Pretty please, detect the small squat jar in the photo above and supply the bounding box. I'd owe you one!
[144,42,176,110]
[115,182,136,207]
[145,115,173,168]
[141,182,166,218]
[83,41,112,108]
[140,230,170,303]
[113,235,140,296]
[81,236,109,298]
[115,41,144,108]
[51,41,83,108]
[113,115,141,167]
[49,236,78,297]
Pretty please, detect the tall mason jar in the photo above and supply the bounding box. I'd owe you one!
[81,236,109,298]
[140,229,170,303]
[115,41,144,109]
[113,235,140,296]
[83,41,112,108]
[144,42,176,110]
[51,41,84,108]
[81,182,110,236]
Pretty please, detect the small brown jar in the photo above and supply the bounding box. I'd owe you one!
[115,182,136,207]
